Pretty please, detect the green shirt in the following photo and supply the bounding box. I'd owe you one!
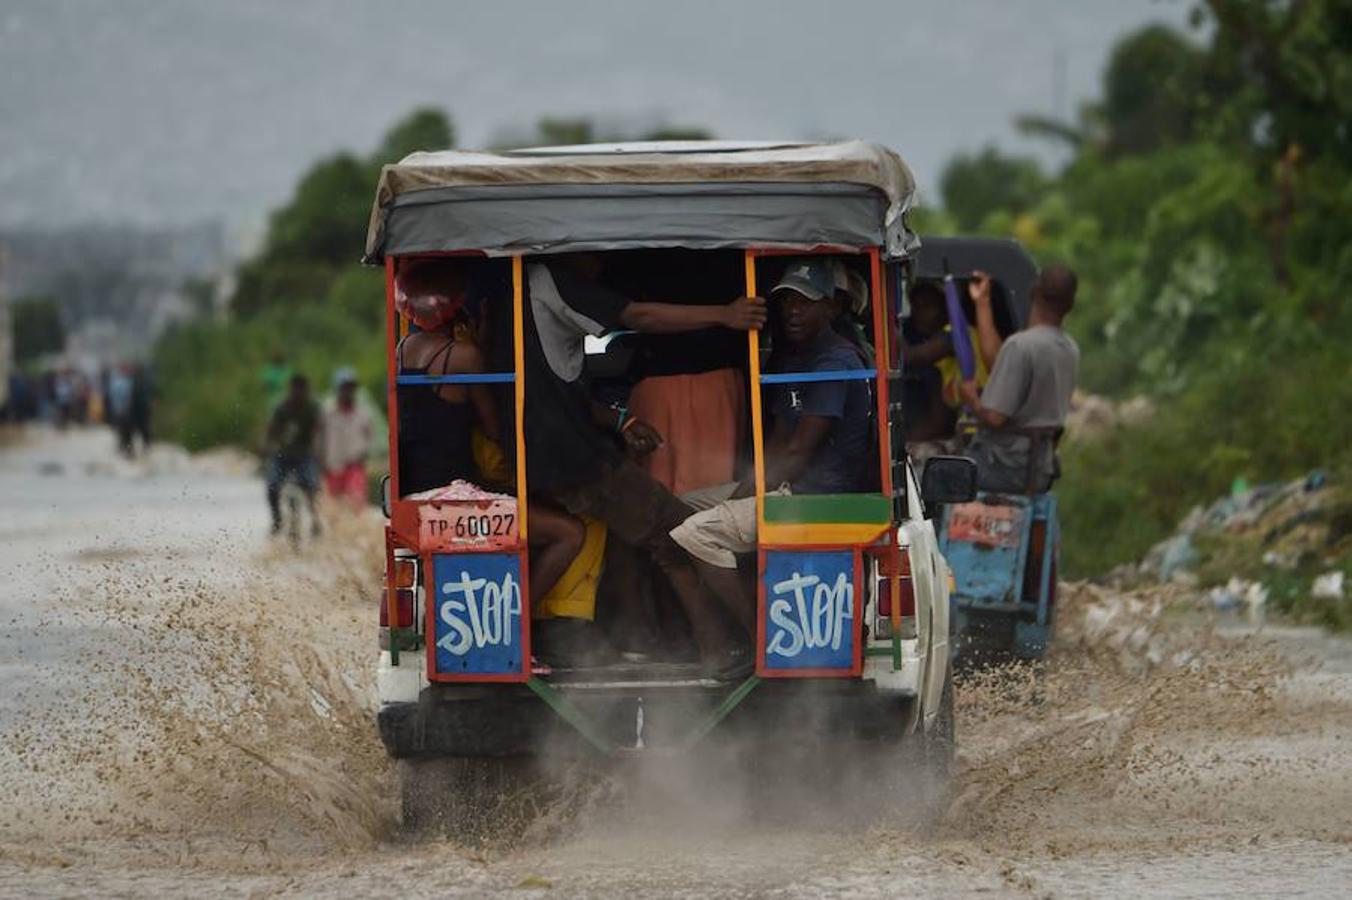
[260,363,292,409]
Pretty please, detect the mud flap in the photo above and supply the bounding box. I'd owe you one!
[1014,621,1050,658]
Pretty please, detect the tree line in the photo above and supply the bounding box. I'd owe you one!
[151,0,1352,580]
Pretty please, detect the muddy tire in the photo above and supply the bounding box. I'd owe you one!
[892,663,955,821]
[399,755,534,842]
[925,663,956,780]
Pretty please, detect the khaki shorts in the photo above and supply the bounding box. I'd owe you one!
[669,482,786,569]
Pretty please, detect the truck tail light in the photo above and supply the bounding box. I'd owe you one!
[379,588,416,628]
[874,550,915,640]
[381,556,418,631]
[390,558,417,589]
[876,575,915,619]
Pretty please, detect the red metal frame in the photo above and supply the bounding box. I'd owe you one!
[384,251,532,684]
[386,244,897,683]
[747,244,895,679]
[754,545,866,678]
[384,257,401,496]
[867,246,894,499]
[383,258,402,647]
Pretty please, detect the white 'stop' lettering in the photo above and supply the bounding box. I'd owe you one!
[766,571,853,659]
[437,570,522,656]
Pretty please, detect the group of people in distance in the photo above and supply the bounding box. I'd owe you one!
[260,360,375,537]
[393,252,1078,675]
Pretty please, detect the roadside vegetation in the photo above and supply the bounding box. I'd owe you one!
[152,112,711,452]
[920,2,1352,596]
[152,0,1350,617]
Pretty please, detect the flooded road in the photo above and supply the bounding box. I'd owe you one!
[1,428,1349,897]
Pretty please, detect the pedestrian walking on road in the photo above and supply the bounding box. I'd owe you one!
[263,374,321,537]
[107,363,136,457]
[320,367,373,509]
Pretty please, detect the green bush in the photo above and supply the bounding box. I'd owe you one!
[154,299,386,452]
[1058,338,1352,577]
[152,108,451,449]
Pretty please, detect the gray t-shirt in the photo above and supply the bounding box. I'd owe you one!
[969,325,1079,492]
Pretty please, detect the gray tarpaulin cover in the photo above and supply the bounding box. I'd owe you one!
[364,140,918,261]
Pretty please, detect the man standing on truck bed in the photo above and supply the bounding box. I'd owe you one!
[515,254,767,673]
[959,264,1079,494]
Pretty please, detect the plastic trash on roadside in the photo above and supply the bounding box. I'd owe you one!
[1208,577,1268,624]
[1312,571,1345,601]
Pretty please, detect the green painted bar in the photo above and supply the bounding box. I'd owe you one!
[683,675,762,750]
[762,493,892,525]
[526,677,615,753]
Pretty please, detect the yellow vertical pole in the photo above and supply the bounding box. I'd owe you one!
[744,252,765,528]
[512,255,529,544]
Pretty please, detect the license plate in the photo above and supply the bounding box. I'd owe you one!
[418,500,519,552]
[946,502,1023,548]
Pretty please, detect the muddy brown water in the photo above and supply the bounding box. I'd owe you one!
[1,429,1349,897]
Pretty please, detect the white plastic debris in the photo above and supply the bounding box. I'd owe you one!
[309,688,334,720]
[1262,550,1296,570]
[1208,577,1268,624]
[1312,571,1345,601]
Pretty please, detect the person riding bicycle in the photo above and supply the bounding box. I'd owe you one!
[263,373,322,537]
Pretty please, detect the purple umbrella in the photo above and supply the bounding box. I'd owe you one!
[942,259,977,380]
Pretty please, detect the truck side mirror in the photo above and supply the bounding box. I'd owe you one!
[380,474,392,518]
[921,456,978,507]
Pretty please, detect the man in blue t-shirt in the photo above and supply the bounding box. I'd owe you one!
[671,258,871,645]
[764,276,871,495]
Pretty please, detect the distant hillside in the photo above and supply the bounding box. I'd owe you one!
[0,223,231,364]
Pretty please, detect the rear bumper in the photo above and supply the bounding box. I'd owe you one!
[378,678,916,759]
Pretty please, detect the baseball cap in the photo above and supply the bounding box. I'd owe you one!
[772,259,835,302]
[333,366,358,388]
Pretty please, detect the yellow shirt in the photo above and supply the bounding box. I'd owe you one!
[935,325,988,408]
[473,432,607,621]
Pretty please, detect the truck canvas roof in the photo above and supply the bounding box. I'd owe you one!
[364,140,918,262]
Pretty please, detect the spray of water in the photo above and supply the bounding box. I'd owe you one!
[1,511,396,870]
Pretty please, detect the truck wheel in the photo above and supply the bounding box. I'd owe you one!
[923,664,956,785]
[903,659,957,821]
[399,756,534,842]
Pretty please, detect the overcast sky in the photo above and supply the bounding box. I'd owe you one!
[1,0,1194,233]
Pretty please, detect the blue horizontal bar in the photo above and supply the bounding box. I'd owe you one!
[759,369,877,384]
[396,373,516,385]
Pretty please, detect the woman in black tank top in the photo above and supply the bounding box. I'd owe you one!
[397,334,479,495]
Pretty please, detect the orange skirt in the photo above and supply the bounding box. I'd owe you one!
[627,368,745,496]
